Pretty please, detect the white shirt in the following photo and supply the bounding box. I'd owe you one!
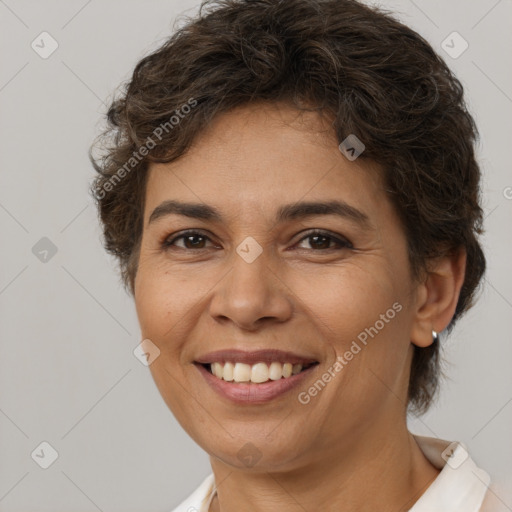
[169,435,491,512]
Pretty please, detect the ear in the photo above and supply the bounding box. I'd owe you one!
[410,248,467,348]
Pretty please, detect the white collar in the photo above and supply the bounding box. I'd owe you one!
[410,435,490,511]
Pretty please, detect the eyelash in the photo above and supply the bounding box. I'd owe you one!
[161,229,353,252]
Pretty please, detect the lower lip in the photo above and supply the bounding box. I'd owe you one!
[195,363,318,404]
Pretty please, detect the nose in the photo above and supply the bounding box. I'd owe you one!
[208,247,294,331]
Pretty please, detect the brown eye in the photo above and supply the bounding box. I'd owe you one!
[162,230,214,250]
[295,230,352,251]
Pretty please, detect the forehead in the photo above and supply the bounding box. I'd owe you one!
[143,102,388,226]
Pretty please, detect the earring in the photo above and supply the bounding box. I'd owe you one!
[432,330,439,343]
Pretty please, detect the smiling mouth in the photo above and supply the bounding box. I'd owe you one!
[198,361,319,384]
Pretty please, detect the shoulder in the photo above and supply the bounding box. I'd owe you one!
[411,435,492,512]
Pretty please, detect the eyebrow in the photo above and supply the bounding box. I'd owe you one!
[147,199,371,228]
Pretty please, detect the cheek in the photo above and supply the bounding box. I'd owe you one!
[134,263,203,425]
[135,256,187,332]
[134,257,220,364]
[291,261,403,340]
[291,263,411,393]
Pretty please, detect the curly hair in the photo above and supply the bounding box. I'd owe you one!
[89,0,486,415]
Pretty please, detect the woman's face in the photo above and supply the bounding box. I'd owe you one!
[134,102,422,470]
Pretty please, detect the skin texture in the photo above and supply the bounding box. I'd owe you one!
[134,102,466,512]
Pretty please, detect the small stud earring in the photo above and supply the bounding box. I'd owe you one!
[432,330,439,342]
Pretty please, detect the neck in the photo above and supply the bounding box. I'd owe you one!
[208,425,440,512]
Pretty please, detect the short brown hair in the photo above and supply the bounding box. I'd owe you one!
[89,0,486,415]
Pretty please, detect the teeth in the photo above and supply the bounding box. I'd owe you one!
[208,361,306,383]
[292,363,302,375]
[212,362,223,379]
[223,362,234,381]
[233,362,251,382]
[251,362,269,383]
[269,361,283,380]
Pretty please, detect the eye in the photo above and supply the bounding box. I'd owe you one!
[161,230,216,250]
[294,230,353,251]
[161,229,353,252]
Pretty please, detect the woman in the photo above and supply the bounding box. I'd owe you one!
[90,0,492,509]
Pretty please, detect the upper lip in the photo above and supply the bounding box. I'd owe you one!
[194,349,318,366]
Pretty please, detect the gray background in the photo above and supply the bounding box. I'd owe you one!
[0,0,511,510]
